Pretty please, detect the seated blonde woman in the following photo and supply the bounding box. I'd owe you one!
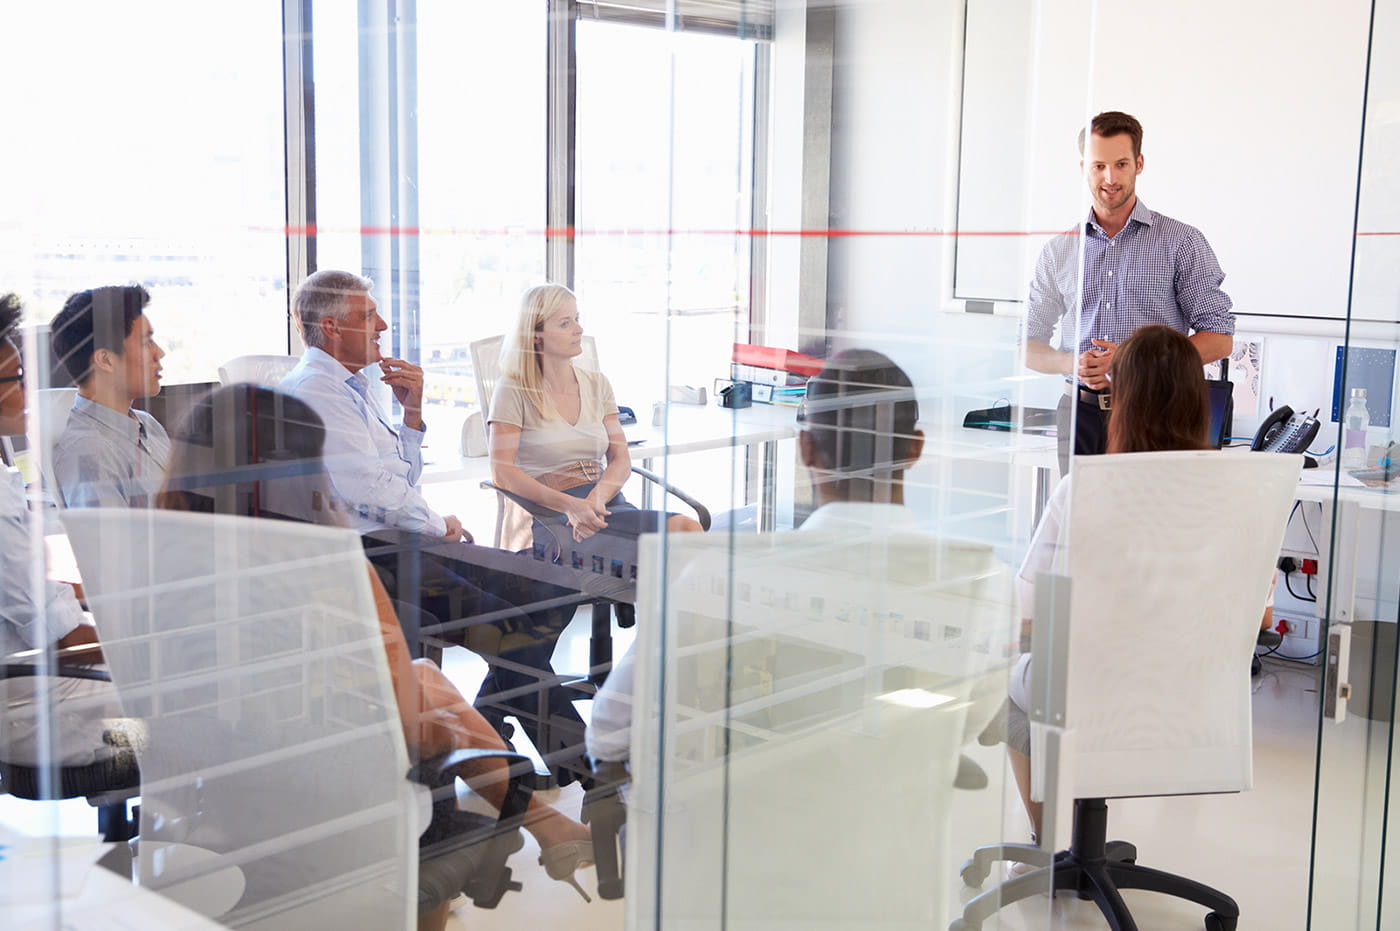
[487,284,703,552]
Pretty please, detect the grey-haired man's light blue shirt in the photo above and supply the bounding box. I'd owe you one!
[54,396,171,509]
[280,346,447,537]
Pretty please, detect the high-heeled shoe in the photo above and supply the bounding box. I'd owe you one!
[539,839,594,902]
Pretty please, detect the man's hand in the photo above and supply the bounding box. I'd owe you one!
[380,357,425,430]
[443,514,472,544]
[1076,339,1117,390]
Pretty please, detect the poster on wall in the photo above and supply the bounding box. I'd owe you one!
[1228,340,1263,417]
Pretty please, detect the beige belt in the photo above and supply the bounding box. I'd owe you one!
[537,460,604,492]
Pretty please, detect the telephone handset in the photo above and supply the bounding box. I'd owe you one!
[1251,405,1320,453]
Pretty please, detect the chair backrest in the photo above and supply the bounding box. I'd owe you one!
[63,508,417,928]
[218,354,300,387]
[0,387,75,498]
[626,529,1017,925]
[1035,450,1301,802]
[468,334,599,423]
[35,388,77,503]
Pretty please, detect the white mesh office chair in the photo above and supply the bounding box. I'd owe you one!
[217,354,299,387]
[954,450,1302,931]
[2,387,79,505]
[622,529,1016,924]
[64,508,535,925]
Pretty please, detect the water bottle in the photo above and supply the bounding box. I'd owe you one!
[1342,388,1370,469]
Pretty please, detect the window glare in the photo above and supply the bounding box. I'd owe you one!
[3,0,287,383]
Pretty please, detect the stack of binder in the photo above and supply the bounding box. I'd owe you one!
[730,343,824,406]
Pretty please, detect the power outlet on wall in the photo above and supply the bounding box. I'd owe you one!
[1262,614,1324,665]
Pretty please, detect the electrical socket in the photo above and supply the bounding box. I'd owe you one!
[1278,556,1298,573]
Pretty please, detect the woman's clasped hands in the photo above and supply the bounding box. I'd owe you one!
[560,493,611,541]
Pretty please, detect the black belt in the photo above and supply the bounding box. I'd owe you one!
[1065,382,1111,411]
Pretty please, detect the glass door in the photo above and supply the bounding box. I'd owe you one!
[1309,0,1400,926]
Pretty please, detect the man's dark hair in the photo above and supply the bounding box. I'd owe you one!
[799,348,920,477]
[1077,110,1144,159]
[0,294,22,344]
[50,285,151,385]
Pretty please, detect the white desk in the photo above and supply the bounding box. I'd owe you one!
[1290,470,1400,628]
[627,403,797,530]
[422,402,799,532]
[920,423,1060,526]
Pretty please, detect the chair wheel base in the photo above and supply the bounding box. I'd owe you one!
[959,858,989,887]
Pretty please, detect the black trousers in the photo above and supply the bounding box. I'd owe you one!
[1055,392,1111,476]
[359,529,586,753]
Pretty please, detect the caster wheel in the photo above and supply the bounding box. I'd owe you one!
[959,858,989,887]
[1204,912,1237,931]
[1106,840,1137,864]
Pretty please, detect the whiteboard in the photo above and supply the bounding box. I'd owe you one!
[953,0,1373,321]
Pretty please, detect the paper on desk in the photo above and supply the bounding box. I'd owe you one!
[1297,467,1365,486]
[0,833,106,906]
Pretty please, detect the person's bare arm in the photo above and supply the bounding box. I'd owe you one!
[379,357,425,431]
[488,421,609,538]
[1024,339,1074,377]
[56,621,103,666]
[1190,331,1233,366]
[585,414,631,510]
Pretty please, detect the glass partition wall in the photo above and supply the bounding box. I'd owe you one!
[3,1,1396,930]
[1310,0,1400,927]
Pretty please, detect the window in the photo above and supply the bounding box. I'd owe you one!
[1,0,288,384]
[574,20,757,406]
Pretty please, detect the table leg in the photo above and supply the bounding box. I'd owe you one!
[1034,465,1052,528]
[759,439,777,531]
[640,456,654,510]
[590,602,613,685]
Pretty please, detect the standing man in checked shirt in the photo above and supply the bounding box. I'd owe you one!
[1023,111,1236,474]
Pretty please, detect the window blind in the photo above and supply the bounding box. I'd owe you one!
[575,0,774,39]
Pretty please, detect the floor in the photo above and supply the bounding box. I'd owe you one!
[0,647,1333,930]
[443,652,1325,931]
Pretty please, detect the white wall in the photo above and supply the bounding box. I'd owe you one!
[825,0,1389,431]
[825,0,1063,422]
[954,0,1373,321]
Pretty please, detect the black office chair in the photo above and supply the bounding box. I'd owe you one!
[0,664,140,843]
[412,748,538,912]
[473,475,710,788]
[580,759,629,900]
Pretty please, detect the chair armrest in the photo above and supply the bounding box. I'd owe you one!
[413,748,536,909]
[479,480,557,520]
[487,473,712,531]
[630,466,712,530]
[0,663,111,682]
[582,759,630,900]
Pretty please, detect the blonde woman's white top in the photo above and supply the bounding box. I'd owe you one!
[488,368,619,478]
